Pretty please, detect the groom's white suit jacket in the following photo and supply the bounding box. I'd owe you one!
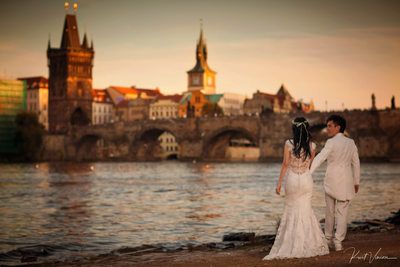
[310,133,360,201]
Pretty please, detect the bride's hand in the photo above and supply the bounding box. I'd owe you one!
[275,184,281,195]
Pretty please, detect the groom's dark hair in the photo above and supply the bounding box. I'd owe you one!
[327,115,346,133]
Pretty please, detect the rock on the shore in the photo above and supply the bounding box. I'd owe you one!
[386,209,400,225]
[222,232,255,242]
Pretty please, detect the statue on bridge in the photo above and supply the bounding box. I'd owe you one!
[371,93,376,110]
[186,102,195,118]
[391,96,396,110]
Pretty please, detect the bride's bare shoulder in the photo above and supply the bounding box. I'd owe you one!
[285,139,293,146]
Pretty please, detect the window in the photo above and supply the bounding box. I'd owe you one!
[193,76,199,85]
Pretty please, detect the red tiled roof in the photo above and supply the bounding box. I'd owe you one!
[262,93,275,104]
[110,86,138,95]
[92,89,112,103]
[17,76,48,89]
[132,86,163,97]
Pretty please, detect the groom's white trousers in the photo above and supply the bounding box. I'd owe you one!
[325,193,350,244]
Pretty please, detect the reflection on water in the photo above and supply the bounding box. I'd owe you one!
[0,162,399,264]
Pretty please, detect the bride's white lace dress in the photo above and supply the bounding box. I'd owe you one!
[263,140,329,260]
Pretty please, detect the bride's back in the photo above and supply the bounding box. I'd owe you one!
[286,139,315,174]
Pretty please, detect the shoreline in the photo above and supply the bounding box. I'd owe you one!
[5,210,399,267]
[21,228,400,267]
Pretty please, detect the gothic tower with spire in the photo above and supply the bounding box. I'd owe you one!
[47,13,94,133]
[187,26,216,94]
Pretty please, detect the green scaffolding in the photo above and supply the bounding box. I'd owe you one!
[0,79,26,155]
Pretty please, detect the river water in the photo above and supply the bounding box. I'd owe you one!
[0,162,399,264]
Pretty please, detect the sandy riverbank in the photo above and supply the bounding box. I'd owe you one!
[9,210,400,267]
[24,228,399,267]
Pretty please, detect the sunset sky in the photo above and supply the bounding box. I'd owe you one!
[1,0,399,110]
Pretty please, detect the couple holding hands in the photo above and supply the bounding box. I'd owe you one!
[264,115,360,260]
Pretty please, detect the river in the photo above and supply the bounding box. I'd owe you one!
[0,162,399,265]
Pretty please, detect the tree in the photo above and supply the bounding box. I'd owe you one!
[14,112,45,161]
[201,103,224,116]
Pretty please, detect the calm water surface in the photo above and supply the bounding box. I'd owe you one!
[0,162,399,264]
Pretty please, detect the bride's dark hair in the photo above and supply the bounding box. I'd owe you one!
[291,117,311,160]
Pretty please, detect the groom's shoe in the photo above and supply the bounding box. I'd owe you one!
[334,242,343,251]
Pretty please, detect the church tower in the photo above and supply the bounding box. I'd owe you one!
[187,25,216,94]
[47,13,94,133]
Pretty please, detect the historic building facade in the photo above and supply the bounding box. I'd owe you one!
[243,84,314,115]
[47,14,94,133]
[107,85,162,122]
[92,89,113,125]
[178,91,207,118]
[115,98,151,122]
[18,76,49,130]
[149,94,182,120]
[187,27,216,95]
[178,91,223,118]
[158,131,180,160]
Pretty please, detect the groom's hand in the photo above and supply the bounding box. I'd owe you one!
[354,184,359,193]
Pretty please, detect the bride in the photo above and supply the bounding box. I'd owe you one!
[263,117,329,260]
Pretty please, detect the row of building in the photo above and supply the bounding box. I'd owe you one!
[19,76,314,131]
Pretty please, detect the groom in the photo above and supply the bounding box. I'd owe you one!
[310,115,360,251]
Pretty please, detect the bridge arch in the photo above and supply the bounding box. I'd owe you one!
[203,126,259,161]
[130,127,181,161]
[71,107,89,126]
[309,123,327,143]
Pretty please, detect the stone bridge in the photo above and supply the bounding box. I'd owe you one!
[42,109,400,162]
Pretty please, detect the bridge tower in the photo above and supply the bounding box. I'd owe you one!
[187,23,216,94]
[47,11,94,133]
